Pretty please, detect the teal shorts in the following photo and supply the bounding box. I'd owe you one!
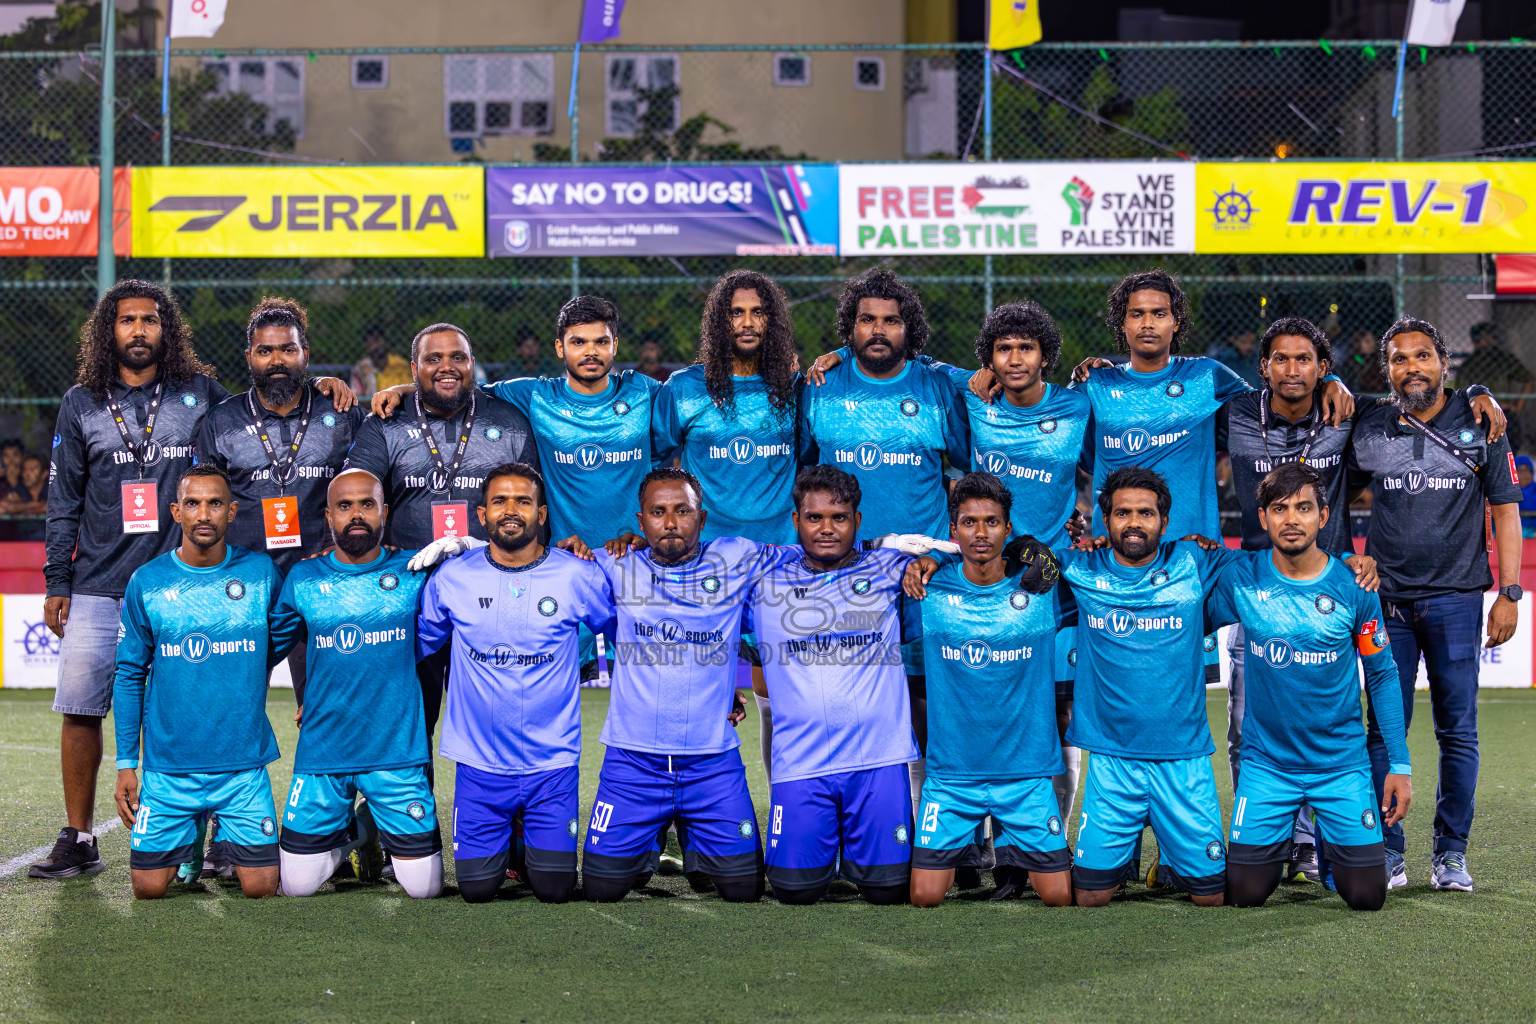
[1230,759,1384,868]
[129,767,278,870]
[913,774,1069,872]
[280,766,441,858]
[1073,752,1225,895]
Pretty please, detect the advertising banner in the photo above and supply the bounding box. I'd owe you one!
[133,167,483,257]
[486,165,838,257]
[1196,162,1536,254]
[839,162,1195,256]
[1,595,59,688]
[0,168,129,257]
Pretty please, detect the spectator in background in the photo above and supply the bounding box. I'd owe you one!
[636,339,670,382]
[5,453,47,540]
[1213,329,1261,387]
[351,324,413,397]
[1458,321,1532,454]
[1,438,21,493]
[512,328,563,379]
[1215,452,1241,537]
[1339,328,1388,394]
[1517,455,1536,538]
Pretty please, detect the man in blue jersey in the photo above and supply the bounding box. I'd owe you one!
[654,270,804,784]
[581,467,796,903]
[1210,463,1411,911]
[907,473,1072,907]
[745,465,918,905]
[111,465,283,899]
[418,463,614,904]
[268,469,443,900]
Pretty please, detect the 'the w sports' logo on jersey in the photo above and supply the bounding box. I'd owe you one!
[1356,618,1390,656]
[575,443,604,470]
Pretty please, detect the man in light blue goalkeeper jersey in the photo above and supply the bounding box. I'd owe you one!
[112,465,282,900]
[417,463,615,904]
[745,465,918,905]
[1208,462,1411,911]
[582,467,798,903]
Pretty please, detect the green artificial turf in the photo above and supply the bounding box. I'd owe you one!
[2,687,1534,1023]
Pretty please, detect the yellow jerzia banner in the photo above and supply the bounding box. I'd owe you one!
[133,167,484,257]
[1196,163,1536,254]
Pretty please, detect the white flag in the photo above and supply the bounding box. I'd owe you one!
[1405,0,1466,47]
[169,0,228,39]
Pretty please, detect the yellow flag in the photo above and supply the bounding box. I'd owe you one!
[990,0,1042,49]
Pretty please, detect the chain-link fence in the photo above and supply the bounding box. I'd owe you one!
[1,40,1534,452]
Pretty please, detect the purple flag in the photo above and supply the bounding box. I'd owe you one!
[579,0,626,42]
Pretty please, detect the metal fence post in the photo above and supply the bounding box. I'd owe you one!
[1393,56,1406,319]
[95,0,116,298]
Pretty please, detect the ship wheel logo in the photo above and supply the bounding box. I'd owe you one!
[1207,184,1259,228]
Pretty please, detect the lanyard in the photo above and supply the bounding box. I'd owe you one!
[105,380,164,479]
[1259,389,1327,467]
[246,385,313,490]
[412,391,477,494]
[1398,412,1481,473]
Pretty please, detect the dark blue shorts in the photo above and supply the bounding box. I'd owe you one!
[581,747,760,881]
[452,763,579,884]
[765,763,913,892]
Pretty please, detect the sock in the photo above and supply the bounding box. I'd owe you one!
[391,852,444,899]
[280,848,345,897]
[75,831,94,844]
[755,694,773,785]
[908,758,927,815]
[1052,745,1081,821]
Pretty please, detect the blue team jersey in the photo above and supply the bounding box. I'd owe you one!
[269,549,429,775]
[1058,540,1243,760]
[651,366,800,543]
[746,547,919,782]
[113,546,281,774]
[913,562,1065,780]
[1207,551,1411,775]
[486,371,658,545]
[597,537,797,756]
[418,546,615,775]
[1078,357,1251,540]
[799,358,969,540]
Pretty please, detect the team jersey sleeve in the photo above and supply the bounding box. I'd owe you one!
[795,380,820,467]
[650,379,685,467]
[193,406,227,470]
[1211,359,1255,404]
[938,373,971,471]
[207,377,232,403]
[112,577,154,770]
[485,377,538,416]
[899,589,923,646]
[267,570,305,668]
[1354,587,1410,774]
[1193,542,1248,592]
[343,414,390,478]
[1201,553,1243,631]
[575,560,617,639]
[1478,424,1523,505]
[43,394,88,598]
[415,568,454,660]
[1214,401,1230,453]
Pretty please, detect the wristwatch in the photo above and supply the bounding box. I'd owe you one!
[1499,585,1523,602]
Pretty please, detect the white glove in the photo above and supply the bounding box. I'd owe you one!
[407,534,486,572]
[873,533,961,557]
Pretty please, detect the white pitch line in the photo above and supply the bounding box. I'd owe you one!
[0,819,121,880]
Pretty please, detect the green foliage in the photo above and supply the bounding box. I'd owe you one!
[993,63,1191,160]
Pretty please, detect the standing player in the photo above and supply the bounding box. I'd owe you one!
[907,473,1071,907]
[344,322,538,743]
[1210,463,1410,911]
[581,468,795,903]
[268,469,443,900]
[198,297,363,697]
[1348,317,1523,892]
[417,464,614,904]
[110,465,282,899]
[745,465,917,905]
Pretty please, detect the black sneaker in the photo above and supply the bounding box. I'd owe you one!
[28,827,105,879]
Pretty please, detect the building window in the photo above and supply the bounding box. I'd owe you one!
[352,56,388,89]
[605,54,679,136]
[443,54,554,138]
[855,57,885,91]
[773,53,811,87]
[204,57,305,137]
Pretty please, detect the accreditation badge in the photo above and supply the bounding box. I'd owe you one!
[262,495,302,549]
[120,481,158,534]
[432,501,469,540]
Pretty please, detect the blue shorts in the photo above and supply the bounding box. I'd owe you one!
[765,764,912,891]
[914,775,1070,873]
[1074,752,1226,895]
[1230,759,1384,868]
[52,594,123,717]
[582,747,760,881]
[453,763,579,883]
[129,767,278,870]
[280,766,440,858]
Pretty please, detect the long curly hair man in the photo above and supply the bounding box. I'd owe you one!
[75,280,214,399]
[696,269,799,418]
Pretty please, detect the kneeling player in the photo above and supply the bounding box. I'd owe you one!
[418,464,614,904]
[907,473,1071,906]
[1210,463,1411,911]
[746,466,918,905]
[112,466,283,899]
[269,470,443,899]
